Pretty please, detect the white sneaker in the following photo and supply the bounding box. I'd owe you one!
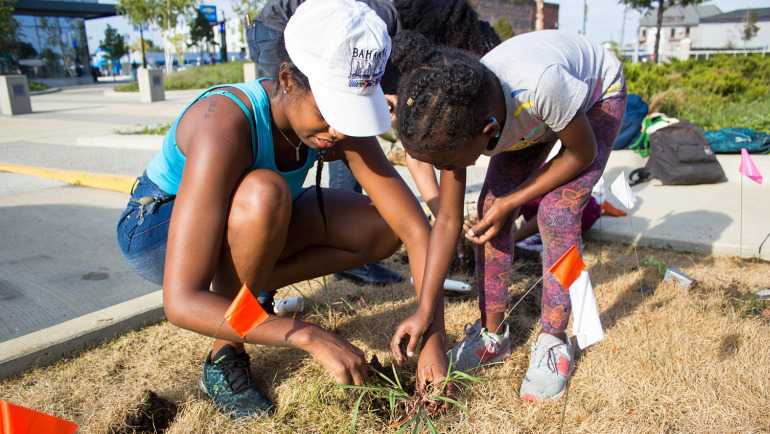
[447,319,512,371]
[519,333,574,401]
[516,234,543,252]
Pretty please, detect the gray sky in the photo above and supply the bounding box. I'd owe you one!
[83,0,769,53]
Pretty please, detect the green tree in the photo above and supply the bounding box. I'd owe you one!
[189,9,215,61]
[131,37,159,53]
[117,0,197,75]
[231,0,267,24]
[170,32,187,68]
[39,16,75,77]
[620,0,705,64]
[535,0,544,31]
[740,10,759,52]
[100,24,128,67]
[0,0,20,73]
[16,41,37,59]
[40,47,59,76]
[493,17,514,41]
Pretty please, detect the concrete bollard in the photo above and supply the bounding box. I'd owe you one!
[0,75,32,115]
[137,68,165,102]
[243,62,267,83]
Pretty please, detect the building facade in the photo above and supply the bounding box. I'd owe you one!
[637,4,721,61]
[697,8,770,50]
[473,0,558,37]
[9,0,116,79]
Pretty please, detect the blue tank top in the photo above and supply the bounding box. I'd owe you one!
[145,78,318,198]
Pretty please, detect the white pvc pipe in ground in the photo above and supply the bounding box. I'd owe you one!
[410,277,472,292]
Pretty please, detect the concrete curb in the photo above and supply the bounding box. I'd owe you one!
[76,133,163,151]
[0,163,135,194]
[0,291,164,381]
[29,87,63,96]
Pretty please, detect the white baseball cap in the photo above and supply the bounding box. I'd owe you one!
[284,0,392,137]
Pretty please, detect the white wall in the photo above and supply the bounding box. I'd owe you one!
[696,21,770,48]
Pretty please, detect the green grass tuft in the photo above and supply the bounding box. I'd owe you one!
[114,62,247,92]
[624,54,770,132]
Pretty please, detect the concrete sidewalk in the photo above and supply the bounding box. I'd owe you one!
[1,83,768,381]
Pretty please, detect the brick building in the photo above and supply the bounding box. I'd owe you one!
[473,0,559,36]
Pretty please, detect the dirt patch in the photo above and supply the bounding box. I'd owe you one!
[115,390,178,434]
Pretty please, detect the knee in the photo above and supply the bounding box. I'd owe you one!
[229,170,292,227]
[163,294,186,329]
[372,218,402,260]
[381,230,403,259]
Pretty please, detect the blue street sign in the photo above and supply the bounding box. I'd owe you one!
[200,5,218,25]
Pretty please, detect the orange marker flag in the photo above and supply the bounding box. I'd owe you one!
[548,245,586,291]
[0,399,78,434]
[224,283,269,338]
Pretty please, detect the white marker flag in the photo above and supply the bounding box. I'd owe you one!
[569,270,604,349]
[610,172,637,210]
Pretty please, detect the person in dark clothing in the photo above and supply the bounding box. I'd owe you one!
[247,0,405,286]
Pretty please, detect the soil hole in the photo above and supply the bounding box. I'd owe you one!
[117,390,178,434]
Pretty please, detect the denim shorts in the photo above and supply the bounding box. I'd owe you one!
[117,173,315,286]
[245,21,281,75]
[117,173,175,286]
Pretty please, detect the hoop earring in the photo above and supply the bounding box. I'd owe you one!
[488,117,501,138]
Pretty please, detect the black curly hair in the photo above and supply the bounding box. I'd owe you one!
[394,0,500,56]
[274,34,328,227]
[378,0,501,95]
[392,30,496,156]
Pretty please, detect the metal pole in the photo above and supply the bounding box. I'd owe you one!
[620,4,628,48]
[583,0,587,35]
[220,14,228,62]
[139,25,147,69]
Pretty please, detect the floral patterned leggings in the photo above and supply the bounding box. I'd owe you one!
[476,88,627,334]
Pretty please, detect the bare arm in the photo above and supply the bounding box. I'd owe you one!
[406,154,440,217]
[466,109,597,244]
[161,95,367,385]
[388,167,466,363]
[342,138,447,349]
[162,94,255,336]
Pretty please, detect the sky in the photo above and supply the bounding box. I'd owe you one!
[553,0,769,46]
[83,0,769,53]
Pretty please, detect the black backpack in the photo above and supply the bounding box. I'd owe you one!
[629,121,726,186]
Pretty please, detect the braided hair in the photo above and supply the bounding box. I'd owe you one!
[274,34,327,228]
[392,31,496,156]
[315,150,327,228]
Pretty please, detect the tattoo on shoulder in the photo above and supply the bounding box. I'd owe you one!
[203,101,217,119]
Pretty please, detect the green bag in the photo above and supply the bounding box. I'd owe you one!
[629,113,680,157]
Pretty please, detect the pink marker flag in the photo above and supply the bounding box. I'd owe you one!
[739,148,763,185]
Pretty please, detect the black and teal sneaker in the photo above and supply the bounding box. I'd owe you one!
[200,345,275,420]
[257,291,275,315]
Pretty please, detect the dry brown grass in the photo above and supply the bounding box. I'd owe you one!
[2,241,769,433]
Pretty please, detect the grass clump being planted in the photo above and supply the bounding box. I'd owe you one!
[341,356,486,433]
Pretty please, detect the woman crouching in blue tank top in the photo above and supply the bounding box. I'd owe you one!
[116,0,440,420]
